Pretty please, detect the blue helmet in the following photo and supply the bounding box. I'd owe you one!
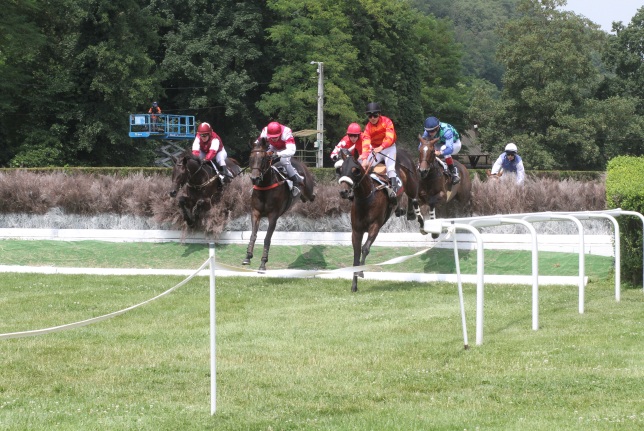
[424,116,440,131]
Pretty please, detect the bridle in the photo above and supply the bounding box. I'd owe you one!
[418,141,440,179]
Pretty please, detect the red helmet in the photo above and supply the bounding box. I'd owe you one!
[197,122,212,134]
[346,123,361,135]
[266,122,282,138]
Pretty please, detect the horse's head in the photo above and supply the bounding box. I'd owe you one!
[170,153,205,197]
[337,149,365,200]
[418,134,438,179]
[248,138,272,186]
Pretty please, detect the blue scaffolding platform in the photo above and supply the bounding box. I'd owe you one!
[129,114,196,139]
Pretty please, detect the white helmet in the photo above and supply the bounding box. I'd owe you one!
[505,143,518,153]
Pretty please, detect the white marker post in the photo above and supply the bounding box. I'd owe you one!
[209,242,217,415]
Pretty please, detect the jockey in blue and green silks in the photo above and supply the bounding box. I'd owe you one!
[420,116,462,185]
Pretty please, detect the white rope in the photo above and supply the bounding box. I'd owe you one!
[0,259,211,340]
[1,231,453,340]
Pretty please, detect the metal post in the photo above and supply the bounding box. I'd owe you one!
[311,61,324,168]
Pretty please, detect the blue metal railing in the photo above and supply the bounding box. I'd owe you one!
[129,114,196,140]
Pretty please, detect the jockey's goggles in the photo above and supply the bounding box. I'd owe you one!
[367,112,380,118]
[199,133,209,138]
[425,126,439,133]
[348,134,360,138]
[506,151,516,156]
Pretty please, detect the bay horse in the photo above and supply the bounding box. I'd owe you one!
[242,138,315,271]
[416,135,472,237]
[169,151,241,227]
[338,149,402,292]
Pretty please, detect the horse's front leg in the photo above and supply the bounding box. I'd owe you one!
[360,225,381,267]
[192,199,207,223]
[351,230,364,292]
[259,216,279,272]
[178,196,194,227]
[242,210,261,266]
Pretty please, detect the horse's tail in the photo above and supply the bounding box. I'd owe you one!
[395,148,419,198]
[226,157,242,176]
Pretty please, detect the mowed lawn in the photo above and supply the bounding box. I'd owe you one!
[0,241,642,430]
[0,239,615,278]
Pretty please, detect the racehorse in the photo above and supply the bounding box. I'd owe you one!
[416,135,472,237]
[338,149,403,292]
[242,138,315,271]
[169,151,241,227]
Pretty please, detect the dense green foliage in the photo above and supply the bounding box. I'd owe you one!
[606,156,644,285]
[1,0,643,169]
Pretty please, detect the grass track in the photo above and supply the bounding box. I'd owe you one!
[0,241,641,430]
[0,239,614,279]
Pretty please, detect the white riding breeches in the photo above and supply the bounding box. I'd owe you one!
[367,145,397,178]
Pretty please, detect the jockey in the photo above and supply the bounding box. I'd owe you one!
[422,116,462,185]
[359,102,402,194]
[192,122,231,182]
[257,121,304,189]
[491,143,525,185]
[330,123,363,174]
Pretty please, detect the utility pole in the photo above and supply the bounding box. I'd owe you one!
[311,61,324,168]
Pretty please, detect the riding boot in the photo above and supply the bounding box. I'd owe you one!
[288,174,303,197]
[219,165,232,184]
[449,164,460,185]
[387,177,401,204]
[289,173,304,186]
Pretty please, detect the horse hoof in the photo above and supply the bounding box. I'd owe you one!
[394,208,404,217]
[242,259,251,265]
[431,233,439,240]
[419,229,428,236]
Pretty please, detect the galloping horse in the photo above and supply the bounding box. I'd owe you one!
[169,151,241,227]
[338,150,400,292]
[242,138,315,271]
[416,135,472,237]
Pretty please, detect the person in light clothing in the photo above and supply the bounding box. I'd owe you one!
[491,142,525,185]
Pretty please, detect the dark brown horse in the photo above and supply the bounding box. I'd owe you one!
[242,138,315,271]
[337,148,422,227]
[338,150,400,292]
[416,135,472,237]
[169,151,241,227]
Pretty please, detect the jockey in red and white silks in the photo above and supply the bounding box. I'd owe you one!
[257,121,303,185]
[192,122,231,180]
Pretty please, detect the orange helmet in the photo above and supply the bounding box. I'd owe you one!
[346,123,361,135]
[266,122,282,138]
[197,122,212,134]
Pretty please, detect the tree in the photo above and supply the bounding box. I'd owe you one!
[158,0,267,157]
[259,0,468,154]
[5,0,163,167]
[476,0,615,170]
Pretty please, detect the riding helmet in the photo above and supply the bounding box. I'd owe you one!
[197,122,212,134]
[424,116,440,131]
[365,102,381,114]
[266,121,282,138]
[505,142,518,155]
[346,123,362,135]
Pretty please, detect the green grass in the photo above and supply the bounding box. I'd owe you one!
[0,273,642,430]
[0,240,614,279]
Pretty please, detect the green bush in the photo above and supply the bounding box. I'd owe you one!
[606,156,644,286]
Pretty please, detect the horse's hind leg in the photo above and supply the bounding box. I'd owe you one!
[407,198,418,221]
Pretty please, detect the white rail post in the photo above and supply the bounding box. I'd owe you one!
[209,242,217,415]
